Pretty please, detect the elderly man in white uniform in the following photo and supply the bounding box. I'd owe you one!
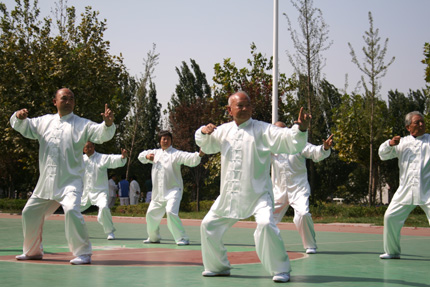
[138,130,204,246]
[378,111,430,259]
[81,141,128,240]
[272,121,333,255]
[195,91,311,283]
[10,88,116,265]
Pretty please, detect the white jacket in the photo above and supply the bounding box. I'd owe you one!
[138,146,201,201]
[379,134,430,205]
[272,143,331,205]
[82,152,127,205]
[10,112,116,200]
[195,118,307,219]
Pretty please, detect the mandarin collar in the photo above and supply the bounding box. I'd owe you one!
[415,134,425,140]
[236,118,252,129]
[87,151,97,158]
[58,112,74,121]
[163,146,173,152]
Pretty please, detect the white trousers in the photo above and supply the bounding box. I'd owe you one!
[273,193,317,249]
[108,196,116,209]
[21,192,92,257]
[81,192,116,234]
[120,197,130,206]
[130,195,139,205]
[200,198,291,275]
[383,201,430,255]
[145,196,188,243]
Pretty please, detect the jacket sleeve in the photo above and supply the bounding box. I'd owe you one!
[177,151,202,167]
[379,139,398,161]
[301,143,331,162]
[101,154,127,169]
[138,149,157,164]
[267,124,308,155]
[86,120,116,144]
[195,126,222,155]
[10,112,39,140]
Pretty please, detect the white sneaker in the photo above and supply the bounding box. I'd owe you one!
[15,254,43,260]
[70,255,92,265]
[107,233,115,240]
[177,239,189,246]
[379,253,400,259]
[306,248,317,254]
[272,272,290,282]
[202,270,230,277]
[143,238,160,244]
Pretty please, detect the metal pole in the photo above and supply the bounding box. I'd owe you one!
[272,0,279,124]
[272,0,279,186]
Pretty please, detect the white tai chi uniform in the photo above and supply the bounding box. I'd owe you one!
[138,146,201,243]
[10,112,115,257]
[195,118,307,275]
[81,152,127,234]
[129,180,141,205]
[108,178,118,208]
[272,143,331,250]
[379,135,430,256]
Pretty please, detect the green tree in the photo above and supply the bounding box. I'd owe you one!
[283,0,333,195]
[213,43,297,124]
[348,11,395,205]
[118,45,161,185]
[332,93,391,204]
[423,42,430,84]
[167,59,221,210]
[0,0,133,197]
[283,0,332,139]
[311,80,355,202]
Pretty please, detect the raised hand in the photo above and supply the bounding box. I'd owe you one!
[121,148,128,159]
[389,136,401,146]
[323,134,334,150]
[146,153,155,161]
[16,108,29,120]
[101,104,114,127]
[201,123,217,135]
[199,149,205,157]
[294,107,312,132]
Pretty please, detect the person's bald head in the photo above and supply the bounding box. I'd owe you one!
[53,88,75,117]
[227,91,252,125]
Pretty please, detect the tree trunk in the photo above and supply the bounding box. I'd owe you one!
[368,92,375,206]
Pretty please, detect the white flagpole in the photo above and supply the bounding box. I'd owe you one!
[272,0,279,124]
[272,0,279,186]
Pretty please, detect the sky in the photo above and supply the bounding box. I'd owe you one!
[3,0,429,112]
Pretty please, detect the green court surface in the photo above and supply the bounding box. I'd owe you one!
[0,214,429,287]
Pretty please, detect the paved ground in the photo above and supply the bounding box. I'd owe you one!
[0,213,429,287]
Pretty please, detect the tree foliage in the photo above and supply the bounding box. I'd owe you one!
[422,42,430,84]
[283,0,332,137]
[0,0,133,197]
[117,44,161,184]
[347,11,395,205]
[213,43,298,124]
[332,93,391,204]
[167,59,222,210]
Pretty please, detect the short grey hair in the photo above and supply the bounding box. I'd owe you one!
[228,91,250,106]
[405,111,424,126]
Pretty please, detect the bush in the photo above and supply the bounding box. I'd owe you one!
[0,199,425,219]
[0,198,27,212]
[188,200,215,212]
[111,203,149,216]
